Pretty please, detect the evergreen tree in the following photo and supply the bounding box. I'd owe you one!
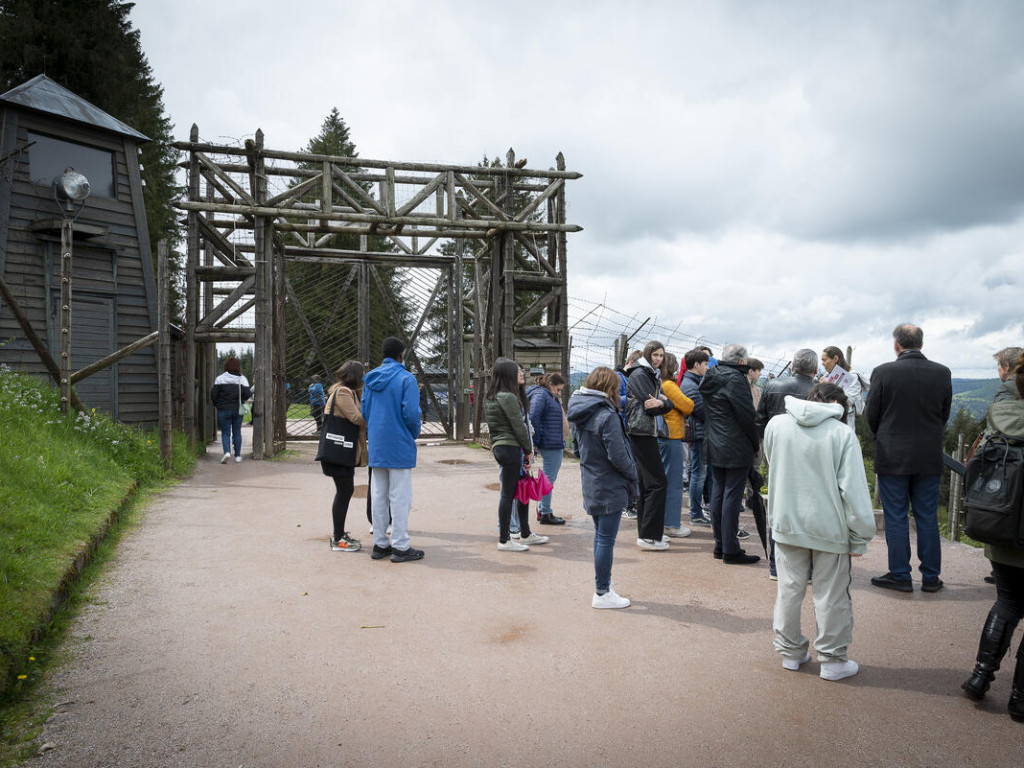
[0,0,183,319]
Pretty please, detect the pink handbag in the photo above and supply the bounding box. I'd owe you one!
[516,470,554,504]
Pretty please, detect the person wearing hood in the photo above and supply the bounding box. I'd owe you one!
[700,343,761,564]
[764,383,875,682]
[615,349,643,521]
[210,356,251,463]
[625,341,675,550]
[527,372,568,526]
[361,337,424,563]
[568,366,639,609]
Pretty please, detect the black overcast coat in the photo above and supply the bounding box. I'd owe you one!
[865,349,952,475]
[700,362,760,469]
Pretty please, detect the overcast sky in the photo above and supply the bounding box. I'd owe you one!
[130,0,1024,378]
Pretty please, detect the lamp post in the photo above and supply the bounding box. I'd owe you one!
[53,168,90,413]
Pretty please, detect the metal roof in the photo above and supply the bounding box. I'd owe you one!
[0,74,149,142]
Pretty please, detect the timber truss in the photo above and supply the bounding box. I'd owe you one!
[173,127,581,457]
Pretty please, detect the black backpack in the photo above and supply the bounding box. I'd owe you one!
[963,434,1024,549]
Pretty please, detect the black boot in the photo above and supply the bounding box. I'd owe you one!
[1009,641,1024,723]
[962,609,1016,701]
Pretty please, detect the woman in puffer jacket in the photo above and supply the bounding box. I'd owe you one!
[210,357,251,463]
[528,372,567,525]
[659,352,694,539]
[568,366,639,609]
[625,341,675,550]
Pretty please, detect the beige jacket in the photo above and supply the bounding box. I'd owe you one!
[327,384,368,467]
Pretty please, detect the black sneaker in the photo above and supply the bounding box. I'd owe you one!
[539,513,566,525]
[870,572,913,593]
[390,547,424,563]
[723,552,760,565]
[371,544,393,560]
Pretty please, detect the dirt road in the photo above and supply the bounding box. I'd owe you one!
[31,435,1022,767]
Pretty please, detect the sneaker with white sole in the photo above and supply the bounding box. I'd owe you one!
[330,533,361,552]
[234,455,243,463]
[820,659,859,681]
[592,589,631,609]
[519,532,549,545]
[782,651,811,671]
[637,537,669,551]
[220,453,230,464]
[736,526,750,540]
[622,509,638,520]
[664,526,692,538]
[497,539,530,551]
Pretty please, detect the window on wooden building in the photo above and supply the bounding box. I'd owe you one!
[28,132,116,198]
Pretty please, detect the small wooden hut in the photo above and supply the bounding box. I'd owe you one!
[0,75,159,422]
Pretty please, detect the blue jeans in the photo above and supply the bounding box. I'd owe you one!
[877,473,941,581]
[687,441,708,520]
[217,409,243,457]
[658,438,684,528]
[592,512,622,593]
[709,466,747,556]
[537,447,563,517]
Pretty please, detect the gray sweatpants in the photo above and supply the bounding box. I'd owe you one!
[773,543,854,663]
[371,467,412,551]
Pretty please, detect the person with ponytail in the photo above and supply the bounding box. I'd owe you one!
[820,346,863,427]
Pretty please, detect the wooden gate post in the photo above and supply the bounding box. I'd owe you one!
[157,240,173,467]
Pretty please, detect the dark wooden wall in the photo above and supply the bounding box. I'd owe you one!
[0,107,159,423]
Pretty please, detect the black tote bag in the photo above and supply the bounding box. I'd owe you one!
[315,390,360,466]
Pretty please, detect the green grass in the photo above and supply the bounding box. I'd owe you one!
[0,367,197,703]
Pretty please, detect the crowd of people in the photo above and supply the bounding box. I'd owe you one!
[299,327,1022,720]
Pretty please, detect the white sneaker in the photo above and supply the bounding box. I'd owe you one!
[519,532,549,545]
[510,531,522,540]
[497,539,529,552]
[592,589,631,609]
[661,534,670,543]
[782,651,811,671]
[637,537,669,551]
[664,526,692,538]
[234,455,243,463]
[820,659,859,681]
[220,453,230,464]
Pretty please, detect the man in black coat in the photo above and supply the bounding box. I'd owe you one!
[700,343,761,565]
[866,324,952,593]
[756,348,818,437]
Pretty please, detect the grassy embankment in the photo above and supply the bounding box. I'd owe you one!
[0,366,197,702]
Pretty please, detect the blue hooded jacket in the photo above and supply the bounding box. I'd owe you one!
[567,387,639,516]
[527,385,565,450]
[361,358,421,468]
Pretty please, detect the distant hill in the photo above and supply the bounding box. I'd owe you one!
[950,378,999,422]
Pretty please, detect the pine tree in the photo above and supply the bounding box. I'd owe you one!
[0,0,183,318]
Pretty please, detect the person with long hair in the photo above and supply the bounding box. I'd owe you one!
[486,357,549,551]
[210,357,251,463]
[659,352,694,539]
[625,341,675,550]
[764,382,875,682]
[821,346,863,428]
[320,361,367,552]
[961,351,1024,723]
[527,372,568,525]
[568,366,639,608]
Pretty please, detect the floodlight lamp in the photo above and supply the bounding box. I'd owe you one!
[54,167,90,202]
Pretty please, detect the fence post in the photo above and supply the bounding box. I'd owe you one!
[157,240,173,468]
[947,432,966,541]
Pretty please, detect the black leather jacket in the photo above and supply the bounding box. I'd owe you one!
[700,363,759,469]
[756,374,815,436]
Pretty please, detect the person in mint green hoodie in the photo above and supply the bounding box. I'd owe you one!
[763,383,876,682]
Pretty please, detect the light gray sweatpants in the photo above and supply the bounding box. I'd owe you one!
[371,467,412,551]
[773,542,854,663]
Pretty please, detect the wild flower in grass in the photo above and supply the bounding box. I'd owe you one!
[17,675,27,680]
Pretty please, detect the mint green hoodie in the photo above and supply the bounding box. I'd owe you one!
[764,396,876,555]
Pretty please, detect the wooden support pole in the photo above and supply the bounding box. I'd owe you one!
[184,124,200,443]
[157,241,173,467]
[556,152,570,405]
[71,331,158,384]
[59,218,73,413]
[250,129,272,459]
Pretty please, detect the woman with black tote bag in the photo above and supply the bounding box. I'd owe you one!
[316,361,368,552]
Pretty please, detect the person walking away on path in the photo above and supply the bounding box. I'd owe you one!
[320,361,367,552]
[361,337,424,563]
[820,346,864,428]
[528,372,568,526]
[764,383,875,682]
[866,324,951,593]
[486,358,549,551]
[616,350,643,521]
[757,348,818,578]
[961,350,1024,722]
[210,356,251,464]
[680,348,711,526]
[309,374,327,431]
[659,352,694,539]
[701,343,761,565]
[568,367,639,609]
[626,341,675,551]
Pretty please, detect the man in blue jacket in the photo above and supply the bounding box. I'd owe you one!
[680,347,711,526]
[362,337,423,563]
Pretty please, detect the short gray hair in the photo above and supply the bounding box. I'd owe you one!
[792,348,818,376]
[994,347,1022,370]
[721,343,747,363]
[893,324,923,350]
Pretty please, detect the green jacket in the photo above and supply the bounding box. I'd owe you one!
[486,392,533,451]
[982,400,1024,568]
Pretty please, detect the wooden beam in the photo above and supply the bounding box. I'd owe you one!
[71,331,158,384]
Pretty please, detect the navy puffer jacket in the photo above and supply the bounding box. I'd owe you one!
[528,385,565,450]
[567,388,639,516]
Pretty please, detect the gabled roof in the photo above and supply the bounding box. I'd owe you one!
[0,74,149,142]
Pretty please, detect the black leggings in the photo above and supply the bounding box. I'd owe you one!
[992,561,1024,623]
[322,462,354,540]
[493,444,531,543]
[630,435,667,541]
